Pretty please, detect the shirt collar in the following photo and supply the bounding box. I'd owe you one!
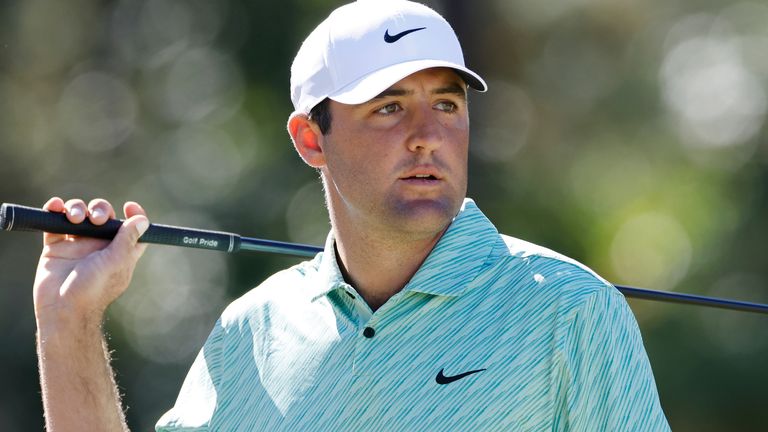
[402,198,499,297]
[309,198,500,301]
[309,231,349,301]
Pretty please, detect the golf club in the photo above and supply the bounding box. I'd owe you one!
[3,202,767,315]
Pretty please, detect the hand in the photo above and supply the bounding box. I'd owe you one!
[33,197,149,329]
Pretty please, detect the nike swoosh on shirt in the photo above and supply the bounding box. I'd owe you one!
[435,368,486,385]
[384,27,426,43]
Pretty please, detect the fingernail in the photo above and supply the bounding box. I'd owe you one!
[136,219,149,236]
[69,206,83,218]
[91,207,106,219]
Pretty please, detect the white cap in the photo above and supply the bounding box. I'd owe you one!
[290,0,487,114]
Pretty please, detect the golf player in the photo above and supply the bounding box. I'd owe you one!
[34,0,671,430]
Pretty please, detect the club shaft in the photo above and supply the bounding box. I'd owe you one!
[240,237,321,257]
[617,286,768,315]
[2,202,767,314]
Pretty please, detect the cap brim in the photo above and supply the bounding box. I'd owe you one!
[328,59,487,105]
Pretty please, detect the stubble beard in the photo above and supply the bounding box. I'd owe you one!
[380,194,461,241]
[321,169,466,245]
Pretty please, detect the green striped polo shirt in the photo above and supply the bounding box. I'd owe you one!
[156,199,670,431]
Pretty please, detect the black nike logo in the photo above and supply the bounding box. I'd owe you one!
[384,27,426,43]
[435,368,486,385]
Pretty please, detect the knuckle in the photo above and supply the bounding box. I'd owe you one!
[88,198,103,210]
[65,199,86,213]
[88,199,112,221]
[65,198,85,208]
[64,199,87,221]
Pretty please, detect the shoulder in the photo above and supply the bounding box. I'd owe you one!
[219,254,323,328]
[494,233,623,312]
[500,234,608,283]
[492,235,640,348]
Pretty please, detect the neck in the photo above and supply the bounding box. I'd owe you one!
[331,212,448,311]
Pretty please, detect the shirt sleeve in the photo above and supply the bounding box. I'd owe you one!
[155,319,226,432]
[553,287,671,431]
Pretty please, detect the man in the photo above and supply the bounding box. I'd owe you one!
[34,0,670,430]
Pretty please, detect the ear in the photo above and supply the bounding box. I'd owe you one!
[287,112,326,168]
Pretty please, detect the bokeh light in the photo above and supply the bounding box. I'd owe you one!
[610,211,692,291]
[158,47,244,124]
[471,80,534,163]
[159,124,248,205]
[698,273,768,356]
[286,180,329,246]
[57,71,138,152]
[660,10,767,161]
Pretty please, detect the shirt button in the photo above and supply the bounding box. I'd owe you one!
[363,327,375,338]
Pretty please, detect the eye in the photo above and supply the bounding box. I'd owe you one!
[435,101,457,113]
[375,103,402,115]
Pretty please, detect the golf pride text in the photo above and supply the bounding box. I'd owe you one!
[183,236,219,248]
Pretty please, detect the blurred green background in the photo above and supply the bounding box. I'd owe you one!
[1,0,767,430]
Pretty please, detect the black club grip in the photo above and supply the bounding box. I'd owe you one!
[1,203,241,253]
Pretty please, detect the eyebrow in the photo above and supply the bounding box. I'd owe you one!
[371,82,467,100]
[433,83,467,99]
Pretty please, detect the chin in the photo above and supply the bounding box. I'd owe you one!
[388,197,461,235]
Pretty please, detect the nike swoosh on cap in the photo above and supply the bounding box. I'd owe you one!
[384,27,426,43]
[435,367,486,385]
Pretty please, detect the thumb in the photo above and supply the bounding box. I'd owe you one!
[109,214,150,261]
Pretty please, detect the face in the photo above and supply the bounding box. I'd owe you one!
[318,67,470,240]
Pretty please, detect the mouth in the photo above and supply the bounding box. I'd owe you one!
[399,165,444,182]
[399,171,443,188]
[405,174,439,181]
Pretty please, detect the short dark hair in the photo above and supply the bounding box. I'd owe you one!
[308,98,332,135]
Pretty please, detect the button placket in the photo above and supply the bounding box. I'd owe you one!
[353,316,381,375]
[351,288,411,375]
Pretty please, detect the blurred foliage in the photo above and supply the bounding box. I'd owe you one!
[1,0,767,430]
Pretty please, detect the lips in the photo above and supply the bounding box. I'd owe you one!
[408,174,438,180]
[399,165,443,181]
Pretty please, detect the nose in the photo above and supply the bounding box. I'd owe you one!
[406,103,443,153]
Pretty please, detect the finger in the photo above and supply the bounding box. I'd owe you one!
[123,201,147,219]
[42,197,65,212]
[107,214,150,263]
[87,199,115,226]
[64,199,87,224]
[123,202,148,258]
[42,197,66,244]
